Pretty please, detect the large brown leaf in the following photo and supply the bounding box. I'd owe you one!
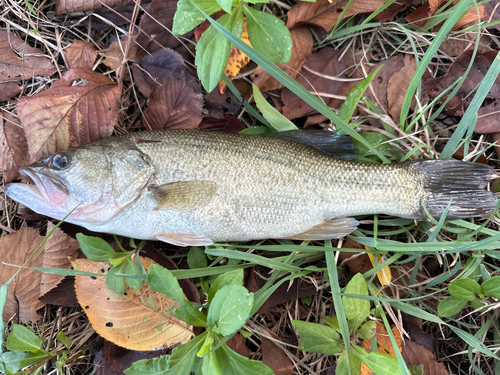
[0,29,57,101]
[65,41,98,69]
[402,341,448,375]
[73,257,194,351]
[17,68,120,162]
[143,73,202,130]
[252,27,313,92]
[0,226,79,323]
[56,0,132,14]
[0,111,29,183]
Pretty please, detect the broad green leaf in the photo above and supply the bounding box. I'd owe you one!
[197,331,214,357]
[124,259,144,290]
[56,331,71,349]
[207,269,244,304]
[106,266,126,294]
[322,316,340,332]
[195,14,233,92]
[481,276,500,298]
[172,0,221,35]
[448,278,480,301]
[76,233,116,262]
[354,350,403,375]
[336,349,362,375]
[292,320,342,355]
[239,126,273,135]
[357,320,376,340]
[470,298,486,311]
[343,273,370,330]
[437,296,468,317]
[353,132,394,162]
[124,355,171,374]
[168,300,208,328]
[188,247,208,270]
[1,351,48,373]
[202,351,222,375]
[55,351,68,373]
[147,264,185,302]
[217,0,233,13]
[207,284,253,336]
[6,324,44,353]
[252,84,297,131]
[242,4,292,63]
[216,343,274,375]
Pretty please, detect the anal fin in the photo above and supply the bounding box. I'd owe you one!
[154,233,214,247]
[286,217,359,240]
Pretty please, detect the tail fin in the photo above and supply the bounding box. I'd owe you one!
[412,160,498,219]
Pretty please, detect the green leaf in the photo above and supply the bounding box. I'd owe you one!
[357,320,376,340]
[202,351,222,375]
[124,260,144,290]
[242,4,292,63]
[188,247,208,270]
[252,84,297,131]
[244,0,270,3]
[239,126,273,135]
[437,296,468,317]
[6,324,44,353]
[470,298,486,311]
[481,275,500,298]
[55,351,68,373]
[195,13,234,92]
[336,349,362,375]
[216,0,233,13]
[106,266,126,294]
[76,233,116,262]
[448,278,480,301]
[197,331,215,357]
[207,284,253,336]
[56,331,71,349]
[147,264,186,302]
[353,349,403,375]
[1,351,48,373]
[172,0,221,35]
[124,355,171,374]
[216,343,274,375]
[207,269,244,305]
[168,300,208,328]
[322,316,340,332]
[343,273,370,330]
[292,320,342,355]
[353,132,394,161]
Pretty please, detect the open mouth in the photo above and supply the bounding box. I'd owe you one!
[19,167,68,206]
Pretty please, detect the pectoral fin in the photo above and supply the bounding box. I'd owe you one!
[149,181,218,211]
[286,217,359,240]
[154,233,214,247]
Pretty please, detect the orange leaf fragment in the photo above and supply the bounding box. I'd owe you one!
[366,247,391,287]
[361,321,402,375]
[73,257,194,351]
[219,19,252,94]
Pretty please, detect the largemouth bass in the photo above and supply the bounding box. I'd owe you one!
[5,130,498,246]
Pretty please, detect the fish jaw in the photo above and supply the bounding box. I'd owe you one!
[5,167,72,220]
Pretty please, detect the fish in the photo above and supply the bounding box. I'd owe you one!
[5,129,498,246]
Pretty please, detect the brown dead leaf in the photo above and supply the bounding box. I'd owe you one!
[402,341,448,375]
[227,333,249,357]
[261,334,294,375]
[340,238,373,275]
[287,0,388,31]
[402,314,433,352]
[198,114,246,133]
[281,48,346,120]
[65,41,98,69]
[422,50,500,134]
[386,54,419,121]
[361,322,403,375]
[0,111,29,183]
[17,68,120,162]
[440,33,491,58]
[73,257,194,351]
[56,0,132,14]
[103,40,137,72]
[252,27,313,92]
[405,0,484,29]
[143,73,202,130]
[0,29,57,101]
[0,226,79,323]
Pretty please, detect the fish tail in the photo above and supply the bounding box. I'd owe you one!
[412,159,498,219]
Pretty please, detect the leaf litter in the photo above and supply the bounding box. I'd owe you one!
[1,0,500,373]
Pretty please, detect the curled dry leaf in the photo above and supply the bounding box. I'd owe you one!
[0,111,29,183]
[65,40,98,69]
[422,50,500,134]
[402,341,448,375]
[17,67,120,162]
[0,226,79,323]
[0,29,57,101]
[56,0,132,14]
[252,27,313,92]
[73,257,194,351]
[143,73,202,130]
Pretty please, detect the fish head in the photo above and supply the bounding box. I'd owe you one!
[5,143,154,225]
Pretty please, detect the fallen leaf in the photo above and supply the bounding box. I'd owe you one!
[102,40,137,72]
[361,321,402,374]
[0,226,79,323]
[440,33,491,58]
[422,50,500,134]
[367,253,391,287]
[402,341,448,375]
[65,40,98,69]
[0,29,57,100]
[261,334,294,375]
[287,0,388,31]
[73,257,194,351]
[281,48,346,120]
[39,277,79,308]
[402,314,433,352]
[143,73,202,130]
[405,0,484,29]
[198,113,246,133]
[0,111,29,183]
[226,333,249,358]
[340,238,373,275]
[204,86,243,116]
[219,19,253,94]
[252,27,313,92]
[385,54,419,121]
[17,67,120,162]
[56,0,132,14]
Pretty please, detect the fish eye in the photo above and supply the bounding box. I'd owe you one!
[51,153,71,170]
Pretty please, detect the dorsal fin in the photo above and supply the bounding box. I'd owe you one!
[267,130,359,160]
